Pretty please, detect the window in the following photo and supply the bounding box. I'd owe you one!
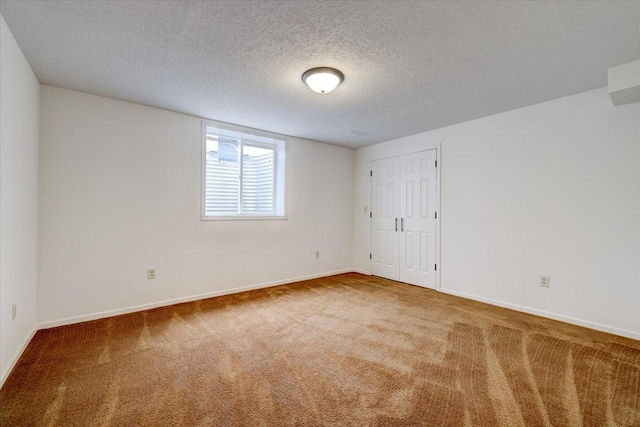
[202,124,285,219]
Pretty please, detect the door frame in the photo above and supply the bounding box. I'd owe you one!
[369,143,442,290]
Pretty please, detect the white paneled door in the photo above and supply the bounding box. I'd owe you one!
[371,150,438,289]
[399,150,437,288]
[371,156,400,280]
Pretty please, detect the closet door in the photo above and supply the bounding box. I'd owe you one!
[370,157,400,280]
[399,150,437,289]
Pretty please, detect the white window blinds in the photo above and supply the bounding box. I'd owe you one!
[241,144,275,214]
[205,137,240,215]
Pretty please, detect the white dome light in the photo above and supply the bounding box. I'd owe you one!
[302,67,344,94]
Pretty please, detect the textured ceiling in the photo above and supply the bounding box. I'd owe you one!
[1,1,639,148]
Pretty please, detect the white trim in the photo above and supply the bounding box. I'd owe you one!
[200,215,288,221]
[351,268,371,276]
[201,121,286,220]
[368,161,372,275]
[439,287,640,341]
[1,327,37,389]
[37,269,354,330]
[201,120,208,220]
[435,143,441,290]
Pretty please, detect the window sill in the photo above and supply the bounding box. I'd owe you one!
[200,215,287,221]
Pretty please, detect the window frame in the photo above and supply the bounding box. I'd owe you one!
[201,121,287,221]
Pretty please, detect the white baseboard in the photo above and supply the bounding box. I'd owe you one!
[38,269,356,330]
[350,268,370,276]
[439,287,640,341]
[1,327,37,389]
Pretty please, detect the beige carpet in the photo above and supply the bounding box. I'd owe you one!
[1,273,639,426]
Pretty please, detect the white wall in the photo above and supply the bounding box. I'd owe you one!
[353,87,640,339]
[0,15,40,383]
[38,86,353,325]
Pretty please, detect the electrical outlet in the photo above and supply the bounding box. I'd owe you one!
[147,269,156,280]
[363,206,368,214]
[12,303,17,321]
[540,276,550,288]
[315,251,320,259]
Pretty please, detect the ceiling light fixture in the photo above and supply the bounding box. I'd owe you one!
[302,67,344,94]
